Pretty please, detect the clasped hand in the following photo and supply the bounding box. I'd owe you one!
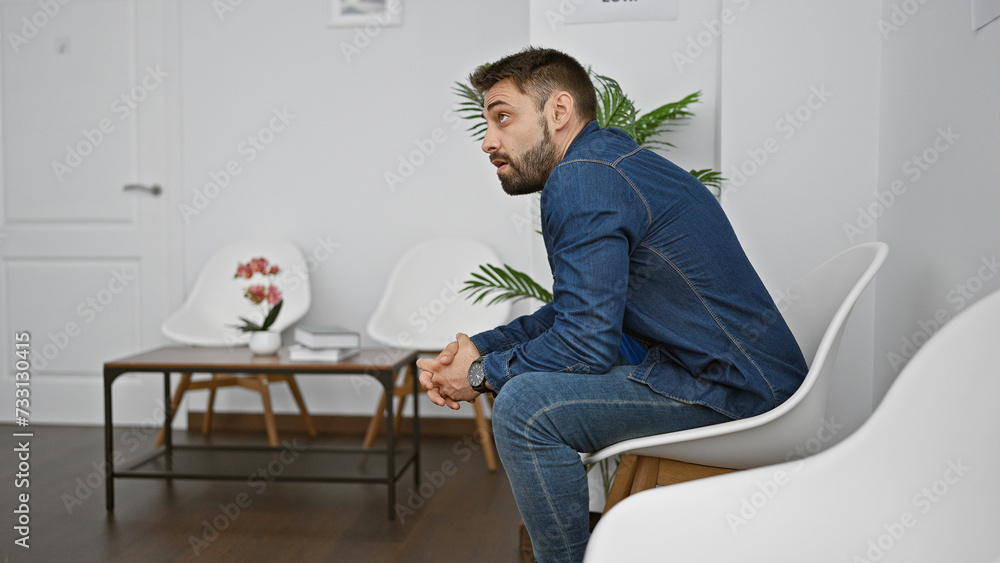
[417,333,481,410]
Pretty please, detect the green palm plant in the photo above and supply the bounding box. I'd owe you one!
[453,67,722,307]
[463,263,553,307]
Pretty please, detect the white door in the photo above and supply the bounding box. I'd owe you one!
[0,0,178,424]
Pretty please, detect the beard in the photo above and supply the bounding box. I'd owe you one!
[492,122,561,196]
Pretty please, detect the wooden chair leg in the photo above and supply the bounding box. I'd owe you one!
[257,376,279,447]
[284,375,317,437]
[473,399,498,471]
[603,454,639,515]
[602,454,661,515]
[630,455,660,495]
[155,372,193,448]
[202,374,218,435]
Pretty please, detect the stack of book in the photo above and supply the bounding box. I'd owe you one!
[287,325,361,362]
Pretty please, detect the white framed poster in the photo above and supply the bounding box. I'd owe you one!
[329,0,402,27]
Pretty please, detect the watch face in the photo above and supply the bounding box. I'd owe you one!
[468,360,485,387]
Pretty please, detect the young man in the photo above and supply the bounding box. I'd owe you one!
[417,47,807,562]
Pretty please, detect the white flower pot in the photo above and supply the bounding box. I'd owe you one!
[249,330,281,355]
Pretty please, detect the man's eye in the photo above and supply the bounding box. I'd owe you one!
[499,114,509,123]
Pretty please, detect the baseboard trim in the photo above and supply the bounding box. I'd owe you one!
[186,411,485,438]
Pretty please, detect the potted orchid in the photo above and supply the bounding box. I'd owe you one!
[233,257,284,354]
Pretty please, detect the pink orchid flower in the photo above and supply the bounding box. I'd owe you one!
[249,258,270,274]
[245,284,267,304]
[266,286,282,305]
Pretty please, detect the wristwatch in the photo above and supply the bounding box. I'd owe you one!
[467,357,490,394]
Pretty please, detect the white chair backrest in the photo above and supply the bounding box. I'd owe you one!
[589,242,888,469]
[587,286,1000,563]
[367,238,514,351]
[770,241,890,434]
[161,239,311,346]
[782,242,887,368]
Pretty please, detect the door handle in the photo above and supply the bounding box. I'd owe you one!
[123,183,162,196]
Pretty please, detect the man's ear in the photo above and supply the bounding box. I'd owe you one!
[549,91,576,131]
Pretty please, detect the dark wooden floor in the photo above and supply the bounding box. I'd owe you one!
[0,424,523,563]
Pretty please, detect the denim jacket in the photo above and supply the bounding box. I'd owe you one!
[470,121,807,419]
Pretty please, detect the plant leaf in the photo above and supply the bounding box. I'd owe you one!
[233,316,262,332]
[634,91,700,148]
[461,264,553,306]
[452,81,488,140]
[591,72,637,139]
[260,300,283,331]
[689,168,725,191]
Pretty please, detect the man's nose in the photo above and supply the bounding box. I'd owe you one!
[482,127,499,154]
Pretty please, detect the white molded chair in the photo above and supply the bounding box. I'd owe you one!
[586,285,1000,563]
[157,238,316,447]
[363,238,513,470]
[161,239,311,345]
[586,242,889,512]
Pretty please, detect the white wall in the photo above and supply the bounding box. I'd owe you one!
[172,0,531,419]
[531,0,887,440]
[529,0,721,185]
[719,0,1000,435]
[720,0,882,438]
[523,0,724,341]
[15,0,991,431]
[176,0,1000,437]
[173,0,727,422]
[874,1,1000,401]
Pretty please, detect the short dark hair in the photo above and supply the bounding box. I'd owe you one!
[469,47,597,122]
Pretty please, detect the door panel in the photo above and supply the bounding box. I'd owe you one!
[5,259,140,373]
[0,0,175,424]
[3,1,135,222]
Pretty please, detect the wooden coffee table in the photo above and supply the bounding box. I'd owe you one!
[103,346,420,519]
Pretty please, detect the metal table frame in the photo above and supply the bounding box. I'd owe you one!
[103,346,420,519]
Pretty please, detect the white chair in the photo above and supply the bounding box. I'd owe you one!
[586,242,889,513]
[363,238,513,470]
[586,285,1000,563]
[156,238,316,447]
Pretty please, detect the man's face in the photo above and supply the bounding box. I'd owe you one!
[481,79,561,196]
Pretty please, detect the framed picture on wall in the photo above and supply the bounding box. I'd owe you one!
[329,0,402,27]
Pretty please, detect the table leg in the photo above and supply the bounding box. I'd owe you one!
[163,371,172,451]
[384,368,396,520]
[104,368,115,512]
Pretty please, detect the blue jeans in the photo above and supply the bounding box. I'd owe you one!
[491,364,732,563]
